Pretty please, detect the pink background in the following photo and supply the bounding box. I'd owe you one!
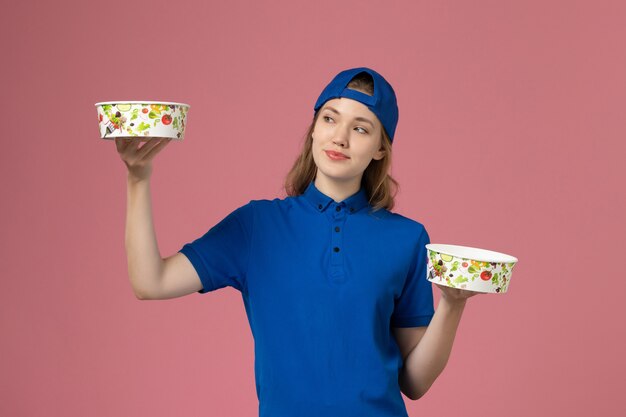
[1,0,625,415]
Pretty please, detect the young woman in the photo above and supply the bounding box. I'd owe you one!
[116,67,478,417]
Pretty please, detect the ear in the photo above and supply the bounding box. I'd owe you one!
[372,147,385,161]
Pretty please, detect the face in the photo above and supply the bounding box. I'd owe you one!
[311,98,385,187]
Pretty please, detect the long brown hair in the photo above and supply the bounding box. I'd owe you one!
[283,72,399,212]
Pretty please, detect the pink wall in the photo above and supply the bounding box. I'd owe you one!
[2,0,624,415]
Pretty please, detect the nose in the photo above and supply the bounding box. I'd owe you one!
[332,125,350,147]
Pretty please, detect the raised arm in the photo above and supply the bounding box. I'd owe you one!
[116,137,203,300]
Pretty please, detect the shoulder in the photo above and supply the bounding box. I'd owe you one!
[368,208,429,245]
[369,207,427,232]
[392,211,427,233]
[232,194,297,220]
[245,194,299,212]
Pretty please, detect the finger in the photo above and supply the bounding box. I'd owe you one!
[115,137,132,153]
[133,137,161,156]
[143,138,171,160]
[141,138,171,160]
[123,137,141,153]
[135,138,161,156]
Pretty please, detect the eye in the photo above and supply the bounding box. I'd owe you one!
[322,116,334,123]
[355,127,369,134]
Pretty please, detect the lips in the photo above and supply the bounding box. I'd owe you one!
[325,150,349,159]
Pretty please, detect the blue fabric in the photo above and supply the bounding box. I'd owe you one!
[179,181,434,417]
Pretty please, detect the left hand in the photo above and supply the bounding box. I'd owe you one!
[435,283,482,305]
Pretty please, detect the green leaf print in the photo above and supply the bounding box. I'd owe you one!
[148,111,159,119]
[173,117,179,129]
[137,122,151,132]
[468,265,478,274]
[454,276,468,284]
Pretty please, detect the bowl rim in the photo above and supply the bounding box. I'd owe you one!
[426,277,498,294]
[426,243,518,263]
[95,101,190,107]
[425,278,498,293]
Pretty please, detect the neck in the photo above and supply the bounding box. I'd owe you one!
[314,175,362,203]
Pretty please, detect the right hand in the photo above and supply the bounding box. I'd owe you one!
[115,137,172,182]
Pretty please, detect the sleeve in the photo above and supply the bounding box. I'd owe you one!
[390,225,434,328]
[177,202,253,294]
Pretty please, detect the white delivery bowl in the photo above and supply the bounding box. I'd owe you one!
[95,101,190,140]
[426,244,518,293]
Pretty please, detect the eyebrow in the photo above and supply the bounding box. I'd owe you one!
[322,106,374,127]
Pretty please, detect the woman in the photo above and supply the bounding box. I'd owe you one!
[116,67,478,417]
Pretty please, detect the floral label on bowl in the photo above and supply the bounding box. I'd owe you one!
[426,249,516,293]
[97,103,188,139]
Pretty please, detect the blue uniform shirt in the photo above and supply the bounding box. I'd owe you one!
[179,180,434,417]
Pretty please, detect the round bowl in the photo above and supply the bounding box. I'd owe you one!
[426,244,518,293]
[95,101,190,140]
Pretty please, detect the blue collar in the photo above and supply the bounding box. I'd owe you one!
[303,181,370,214]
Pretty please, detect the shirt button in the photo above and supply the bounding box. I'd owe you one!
[335,206,341,212]
[333,247,340,252]
[335,226,340,232]
[349,207,355,213]
[318,204,322,209]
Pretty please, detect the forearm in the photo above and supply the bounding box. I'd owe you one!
[400,297,466,399]
[125,175,164,298]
